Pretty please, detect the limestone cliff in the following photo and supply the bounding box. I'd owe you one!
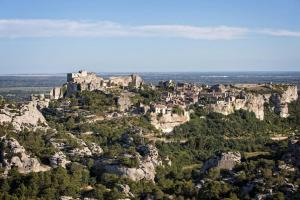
[271,85,298,117]
[210,85,298,120]
[0,137,50,175]
[0,101,47,131]
[94,144,162,182]
[150,112,190,133]
[116,92,134,112]
[210,94,266,120]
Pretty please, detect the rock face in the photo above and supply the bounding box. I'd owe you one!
[49,151,70,168]
[210,85,298,120]
[50,133,103,158]
[95,144,162,182]
[116,92,133,112]
[0,137,50,175]
[0,101,47,131]
[150,112,190,133]
[271,85,298,118]
[210,94,266,120]
[201,152,241,172]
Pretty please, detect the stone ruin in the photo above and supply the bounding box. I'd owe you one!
[50,70,144,99]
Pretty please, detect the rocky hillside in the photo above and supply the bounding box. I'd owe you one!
[210,84,298,120]
[0,74,300,199]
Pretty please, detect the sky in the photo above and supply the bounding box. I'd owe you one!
[0,0,300,73]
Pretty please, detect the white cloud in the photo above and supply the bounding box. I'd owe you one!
[1,19,299,40]
[0,19,248,40]
[135,25,248,40]
[260,29,300,37]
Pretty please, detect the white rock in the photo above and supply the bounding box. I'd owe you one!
[150,112,190,133]
[202,152,241,172]
[49,151,70,168]
[95,144,162,182]
[0,101,47,131]
[0,137,50,175]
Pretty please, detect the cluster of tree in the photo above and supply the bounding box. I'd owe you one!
[1,87,300,199]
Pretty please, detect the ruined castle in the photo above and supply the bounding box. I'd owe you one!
[50,70,144,99]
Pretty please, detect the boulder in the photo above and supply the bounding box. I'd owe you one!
[95,144,162,182]
[201,152,241,172]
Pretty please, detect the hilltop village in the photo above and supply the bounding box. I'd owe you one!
[0,70,300,199]
[49,70,298,132]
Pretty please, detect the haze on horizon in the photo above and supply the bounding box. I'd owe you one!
[0,0,300,74]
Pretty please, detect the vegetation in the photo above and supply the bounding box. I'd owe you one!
[172,105,184,115]
[1,86,300,199]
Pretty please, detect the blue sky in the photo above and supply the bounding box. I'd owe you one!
[0,0,300,73]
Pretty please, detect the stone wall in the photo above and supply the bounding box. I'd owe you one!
[50,71,144,99]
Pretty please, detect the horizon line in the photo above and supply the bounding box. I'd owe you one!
[1,70,300,76]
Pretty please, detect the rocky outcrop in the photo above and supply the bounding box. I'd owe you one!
[0,101,47,131]
[68,134,103,157]
[0,137,50,175]
[116,184,135,198]
[50,134,103,158]
[150,112,190,133]
[116,92,133,112]
[271,85,298,118]
[95,144,162,182]
[201,152,241,172]
[209,84,298,120]
[210,94,266,120]
[88,143,103,156]
[49,151,70,168]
